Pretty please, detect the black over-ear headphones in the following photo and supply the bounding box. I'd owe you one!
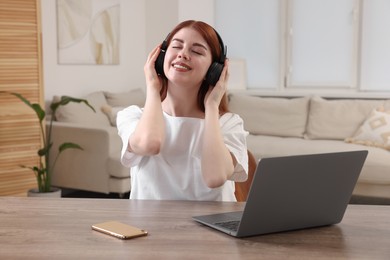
[155,29,227,86]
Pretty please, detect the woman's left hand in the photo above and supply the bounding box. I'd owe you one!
[202,59,235,188]
[204,59,229,111]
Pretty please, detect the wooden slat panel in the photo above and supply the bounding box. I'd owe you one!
[0,0,43,196]
[0,170,37,196]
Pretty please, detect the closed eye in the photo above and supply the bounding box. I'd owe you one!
[191,47,206,55]
[192,50,203,55]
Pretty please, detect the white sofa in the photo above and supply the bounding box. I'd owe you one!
[49,89,390,201]
[229,93,390,201]
[48,88,146,196]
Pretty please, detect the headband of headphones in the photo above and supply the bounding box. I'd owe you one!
[214,29,227,65]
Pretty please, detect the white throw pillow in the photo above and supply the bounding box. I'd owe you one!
[228,94,310,137]
[101,105,125,126]
[345,108,390,150]
[385,99,390,110]
[305,96,384,140]
[104,88,145,107]
[54,91,111,126]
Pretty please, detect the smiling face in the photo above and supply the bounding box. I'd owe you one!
[163,27,213,88]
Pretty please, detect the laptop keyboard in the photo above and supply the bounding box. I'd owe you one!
[214,220,240,232]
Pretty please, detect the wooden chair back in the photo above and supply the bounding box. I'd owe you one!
[235,150,257,202]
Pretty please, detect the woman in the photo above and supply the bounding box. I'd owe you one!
[117,20,248,201]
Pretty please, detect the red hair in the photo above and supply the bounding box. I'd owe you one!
[159,20,229,114]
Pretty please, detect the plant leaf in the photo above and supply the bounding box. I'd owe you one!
[20,164,34,171]
[11,93,45,122]
[59,142,84,153]
[38,143,52,157]
[50,96,95,114]
[38,148,45,157]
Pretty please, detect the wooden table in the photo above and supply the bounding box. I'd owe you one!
[0,197,389,259]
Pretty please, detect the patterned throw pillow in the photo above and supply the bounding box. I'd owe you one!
[345,108,390,150]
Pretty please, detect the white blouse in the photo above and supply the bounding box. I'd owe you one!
[117,105,248,201]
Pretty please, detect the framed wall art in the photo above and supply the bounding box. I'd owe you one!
[56,0,120,65]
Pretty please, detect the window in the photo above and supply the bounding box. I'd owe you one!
[360,0,390,91]
[216,0,389,94]
[286,0,358,89]
[215,0,281,89]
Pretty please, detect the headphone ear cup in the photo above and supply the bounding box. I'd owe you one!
[205,62,224,86]
[155,51,166,77]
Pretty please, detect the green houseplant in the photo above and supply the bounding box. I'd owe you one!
[3,92,95,194]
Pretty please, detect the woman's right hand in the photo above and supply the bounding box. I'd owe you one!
[144,44,163,92]
[130,44,166,155]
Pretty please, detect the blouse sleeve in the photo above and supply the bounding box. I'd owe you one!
[219,113,249,182]
[116,105,143,167]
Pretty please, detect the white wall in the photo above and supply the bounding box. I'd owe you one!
[144,0,178,57]
[41,0,214,103]
[40,0,390,103]
[178,0,214,25]
[41,0,146,102]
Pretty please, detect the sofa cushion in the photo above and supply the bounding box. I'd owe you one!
[108,153,130,178]
[385,99,390,110]
[104,88,145,107]
[246,134,390,185]
[305,96,384,140]
[54,91,111,126]
[101,105,125,126]
[229,94,309,137]
[345,108,390,150]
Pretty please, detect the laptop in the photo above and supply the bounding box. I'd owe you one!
[193,150,368,238]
